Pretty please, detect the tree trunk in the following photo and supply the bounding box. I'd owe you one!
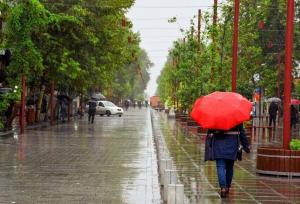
[35,85,45,122]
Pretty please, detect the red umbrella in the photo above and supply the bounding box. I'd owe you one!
[190,92,252,131]
[291,99,300,105]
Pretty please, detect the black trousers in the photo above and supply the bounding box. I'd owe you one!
[291,118,297,129]
[269,115,276,127]
[88,109,96,123]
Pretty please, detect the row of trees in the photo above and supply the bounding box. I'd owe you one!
[157,0,300,112]
[0,0,151,127]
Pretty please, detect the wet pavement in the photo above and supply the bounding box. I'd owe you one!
[0,108,160,203]
[151,111,300,204]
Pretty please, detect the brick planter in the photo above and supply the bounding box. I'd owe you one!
[26,108,36,125]
[175,113,187,120]
[256,147,300,176]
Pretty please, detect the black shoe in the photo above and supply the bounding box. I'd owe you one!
[220,188,227,198]
[225,187,230,194]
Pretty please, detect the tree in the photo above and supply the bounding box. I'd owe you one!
[0,0,151,128]
[157,0,300,112]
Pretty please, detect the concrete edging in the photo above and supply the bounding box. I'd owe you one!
[150,109,184,204]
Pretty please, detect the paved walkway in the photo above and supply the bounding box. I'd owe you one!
[0,108,160,203]
[151,111,300,204]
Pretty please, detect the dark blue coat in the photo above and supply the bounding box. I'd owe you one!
[210,124,250,161]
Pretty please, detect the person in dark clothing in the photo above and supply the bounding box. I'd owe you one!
[138,101,142,109]
[124,100,129,111]
[60,99,68,122]
[77,99,85,119]
[291,105,298,129]
[41,96,47,121]
[88,100,97,124]
[268,102,278,127]
[208,124,250,198]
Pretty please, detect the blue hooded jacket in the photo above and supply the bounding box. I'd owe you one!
[210,124,250,160]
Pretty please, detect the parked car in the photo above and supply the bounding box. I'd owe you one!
[95,101,123,117]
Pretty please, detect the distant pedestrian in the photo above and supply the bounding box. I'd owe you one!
[291,105,298,129]
[77,101,84,118]
[41,95,47,121]
[207,124,250,198]
[138,101,142,109]
[88,100,97,124]
[268,102,278,127]
[60,99,68,123]
[124,100,129,111]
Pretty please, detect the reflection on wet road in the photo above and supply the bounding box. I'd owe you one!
[152,111,300,204]
[0,108,160,203]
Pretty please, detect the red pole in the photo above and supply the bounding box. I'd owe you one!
[213,0,218,27]
[211,0,218,80]
[283,0,295,149]
[50,81,54,125]
[20,75,26,134]
[198,9,202,43]
[231,0,240,92]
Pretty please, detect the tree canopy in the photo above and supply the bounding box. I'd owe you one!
[0,0,151,128]
[157,0,300,112]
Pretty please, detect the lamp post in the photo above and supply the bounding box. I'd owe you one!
[282,0,295,149]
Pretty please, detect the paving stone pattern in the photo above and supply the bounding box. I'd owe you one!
[152,111,300,204]
[0,108,160,204]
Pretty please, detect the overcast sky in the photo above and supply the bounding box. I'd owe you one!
[127,0,223,97]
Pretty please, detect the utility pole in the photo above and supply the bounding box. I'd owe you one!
[231,0,240,92]
[283,0,295,149]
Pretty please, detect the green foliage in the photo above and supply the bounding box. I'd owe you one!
[0,0,150,128]
[5,0,53,76]
[157,0,300,113]
[0,88,21,129]
[290,139,300,150]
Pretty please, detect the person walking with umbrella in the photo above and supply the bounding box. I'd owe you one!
[268,101,278,127]
[124,100,130,111]
[208,124,250,198]
[88,99,97,124]
[191,92,252,198]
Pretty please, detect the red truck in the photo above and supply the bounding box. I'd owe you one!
[150,96,162,110]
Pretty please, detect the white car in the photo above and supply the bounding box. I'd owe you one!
[96,101,124,117]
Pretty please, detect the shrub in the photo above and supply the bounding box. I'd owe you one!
[290,139,300,150]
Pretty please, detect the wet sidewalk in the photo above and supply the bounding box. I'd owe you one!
[151,111,300,204]
[0,108,160,203]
